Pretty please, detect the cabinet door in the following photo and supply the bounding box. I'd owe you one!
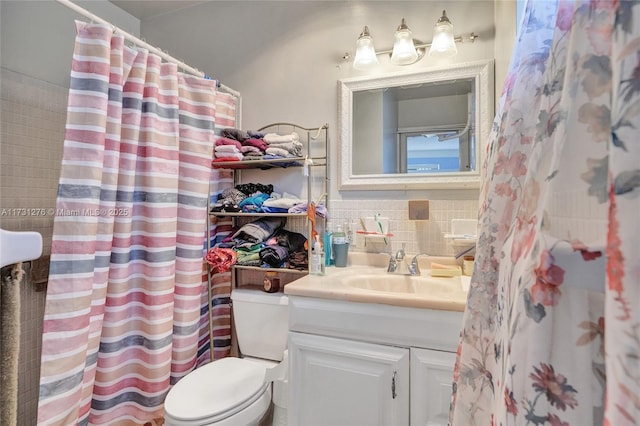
[289,332,409,426]
[410,347,456,426]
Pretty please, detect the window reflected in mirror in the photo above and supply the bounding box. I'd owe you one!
[339,60,493,190]
[351,77,476,175]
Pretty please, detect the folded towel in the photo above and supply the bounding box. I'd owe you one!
[263,192,302,209]
[266,140,303,156]
[215,145,241,153]
[248,130,265,139]
[215,136,242,149]
[264,132,299,144]
[214,152,243,161]
[265,147,291,157]
[240,145,262,154]
[243,154,264,161]
[222,128,250,141]
[242,138,269,151]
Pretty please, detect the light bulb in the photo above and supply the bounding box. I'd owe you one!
[429,10,457,57]
[353,26,379,70]
[390,19,418,65]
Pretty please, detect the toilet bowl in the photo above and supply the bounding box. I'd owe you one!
[163,357,274,425]
[164,289,289,426]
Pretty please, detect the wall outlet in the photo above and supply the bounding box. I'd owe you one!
[408,200,429,220]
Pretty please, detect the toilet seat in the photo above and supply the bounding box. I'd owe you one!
[164,357,270,425]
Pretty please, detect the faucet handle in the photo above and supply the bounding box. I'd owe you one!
[387,253,398,273]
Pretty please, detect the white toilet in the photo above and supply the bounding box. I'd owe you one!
[164,288,289,426]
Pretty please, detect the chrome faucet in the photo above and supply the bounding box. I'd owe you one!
[408,253,430,276]
[387,244,411,274]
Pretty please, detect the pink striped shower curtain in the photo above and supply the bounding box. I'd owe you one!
[37,22,223,425]
[196,93,237,366]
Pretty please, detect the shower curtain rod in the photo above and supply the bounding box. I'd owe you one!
[55,0,241,99]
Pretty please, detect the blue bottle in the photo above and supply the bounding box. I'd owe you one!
[323,221,334,266]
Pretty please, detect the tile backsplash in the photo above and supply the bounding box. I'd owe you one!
[329,198,479,257]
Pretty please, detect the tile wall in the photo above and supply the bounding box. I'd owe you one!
[329,198,479,257]
[1,68,67,425]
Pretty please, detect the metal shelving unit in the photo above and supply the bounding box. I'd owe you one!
[207,122,329,289]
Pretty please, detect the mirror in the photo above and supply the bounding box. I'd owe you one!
[338,60,494,190]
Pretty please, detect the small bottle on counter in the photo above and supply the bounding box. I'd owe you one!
[309,236,325,276]
[323,221,334,266]
[263,271,280,293]
[331,224,349,268]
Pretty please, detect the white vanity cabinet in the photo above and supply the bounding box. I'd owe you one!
[289,332,409,426]
[410,347,457,425]
[287,295,463,426]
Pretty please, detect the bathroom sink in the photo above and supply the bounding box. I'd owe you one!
[342,274,461,298]
[285,255,469,311]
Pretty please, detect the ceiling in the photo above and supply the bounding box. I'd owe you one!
[109,1,207,20]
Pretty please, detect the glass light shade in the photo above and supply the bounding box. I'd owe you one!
[429,11,458,57]
[390,22,418,65]
[353,28,379,70]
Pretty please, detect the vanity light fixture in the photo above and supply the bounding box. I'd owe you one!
[429,10,457,57]
[390,19,418,65]
[347,10,477,69]
[353,26,379,70]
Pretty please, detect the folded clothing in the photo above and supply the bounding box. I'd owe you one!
[214,152,243,161]
[287,250,308,271]
[215,136,242,149]
[264,132,299,144]
[263,192,303,209]
[205,248,237,273]
[248,130,265,139]
[240,145,262,154]
[259,244,289,267]
[265,147,292,157]
[242,138,269,151]
[236,183,274,196]
[232,217,286,244]
[271,228,307,252]
[222,128,250,141]
[215,145,241,153]
[239,192,270,212]
[266,140,303,156]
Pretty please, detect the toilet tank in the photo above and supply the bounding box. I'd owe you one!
[231,288,289,361]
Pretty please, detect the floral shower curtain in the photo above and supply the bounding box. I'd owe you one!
[450,0,639,425]
[37,22,219,425]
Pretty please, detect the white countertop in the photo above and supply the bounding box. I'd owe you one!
[284,253,469,312]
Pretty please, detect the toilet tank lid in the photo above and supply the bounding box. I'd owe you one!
[231,288,288,306]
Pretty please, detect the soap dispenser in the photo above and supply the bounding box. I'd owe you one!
[310,236,325,275]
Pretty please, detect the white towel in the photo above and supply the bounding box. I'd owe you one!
[263,192,302,209]
[215,145,240,153]
[215,151,243,160]
[264,132,299,144]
